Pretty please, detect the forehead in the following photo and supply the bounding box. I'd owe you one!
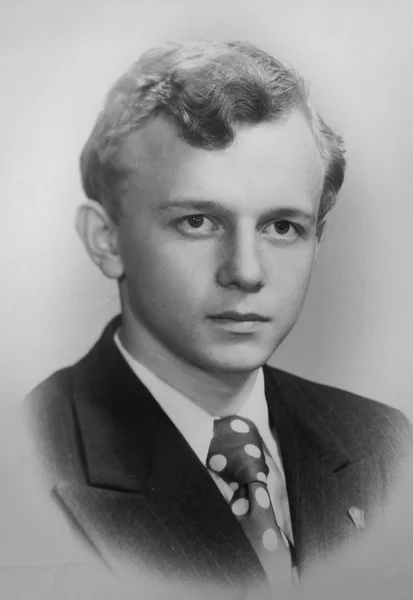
[117,112,324,211]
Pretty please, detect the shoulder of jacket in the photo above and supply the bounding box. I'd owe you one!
[23,365,86,486]
[264,364,413,440]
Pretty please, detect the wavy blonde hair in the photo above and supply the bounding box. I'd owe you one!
[80,41,346,225]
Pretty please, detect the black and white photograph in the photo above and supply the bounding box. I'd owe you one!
[2,1,413,598]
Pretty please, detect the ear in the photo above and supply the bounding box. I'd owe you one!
[313,219,326,262]
[75,202,124,279]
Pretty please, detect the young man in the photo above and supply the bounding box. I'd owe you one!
[27,41,412,596]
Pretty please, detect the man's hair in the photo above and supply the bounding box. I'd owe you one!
[80,41,346,225]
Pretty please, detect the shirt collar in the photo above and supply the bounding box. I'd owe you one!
[114,331,272,466]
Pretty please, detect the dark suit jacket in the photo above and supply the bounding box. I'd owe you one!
[26,317,413,592]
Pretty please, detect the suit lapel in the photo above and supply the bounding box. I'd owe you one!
[263,366,382,572]
[66,318,265,587]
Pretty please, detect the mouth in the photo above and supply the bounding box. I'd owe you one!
[208,311,270,323]
[207,312,270,334]
[209,310,270,336]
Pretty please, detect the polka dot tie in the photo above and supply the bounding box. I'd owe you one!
[207,416,295,590]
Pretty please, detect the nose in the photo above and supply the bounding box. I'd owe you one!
[216,226,265,292]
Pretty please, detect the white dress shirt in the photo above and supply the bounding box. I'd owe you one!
[114,332,294,544]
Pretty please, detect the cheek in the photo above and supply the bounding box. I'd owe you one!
[270,242,315,276]
[120,230,211,307]
[268,247,316,304]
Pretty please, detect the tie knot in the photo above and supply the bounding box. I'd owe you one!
[207,416,269,487]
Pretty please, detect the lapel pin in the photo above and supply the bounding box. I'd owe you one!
[347,506,365,530]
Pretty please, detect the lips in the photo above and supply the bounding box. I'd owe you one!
[209,311,270,322]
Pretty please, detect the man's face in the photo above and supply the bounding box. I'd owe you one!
[115,111,324,374]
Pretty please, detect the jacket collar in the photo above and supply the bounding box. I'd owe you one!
[73,316,358,489]
[262,365,376,569]
[263,364,357,474]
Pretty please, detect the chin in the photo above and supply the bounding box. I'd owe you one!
[198,345,276,375]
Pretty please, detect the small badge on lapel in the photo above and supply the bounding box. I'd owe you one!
[347,506,365,530]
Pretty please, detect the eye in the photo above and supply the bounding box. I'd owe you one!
[176,214,218,236]
[263,220,299,242]
[187,215,207,229]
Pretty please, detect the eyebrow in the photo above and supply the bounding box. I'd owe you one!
[158,198,317,224]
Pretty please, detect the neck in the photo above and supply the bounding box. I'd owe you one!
[118,312,259,417]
